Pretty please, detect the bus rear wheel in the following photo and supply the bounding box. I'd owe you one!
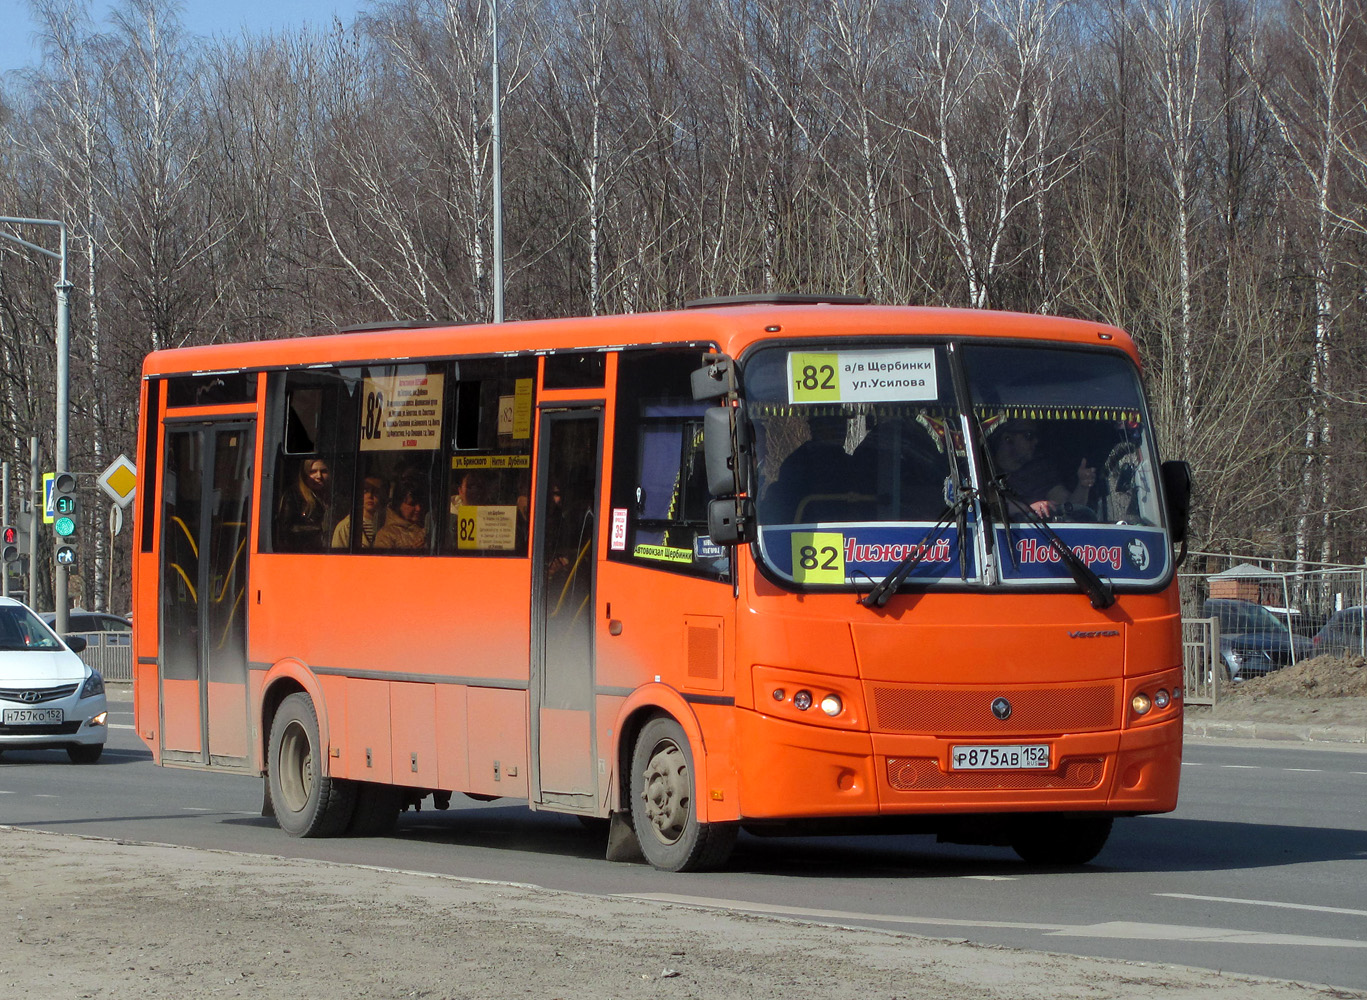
[630,716,736,872]
[268,692,355,837]
[1010,814,1113,866]
[348,781,402,836]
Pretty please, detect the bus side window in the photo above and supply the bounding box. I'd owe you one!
[441,356,536,557]
[263,370,359,554]
[609,349,729,582]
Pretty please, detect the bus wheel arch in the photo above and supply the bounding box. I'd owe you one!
[259,659,330,776]
[626,712,736,872]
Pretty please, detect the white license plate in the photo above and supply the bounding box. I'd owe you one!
[3,708,64,725]
[950,744,1050,770]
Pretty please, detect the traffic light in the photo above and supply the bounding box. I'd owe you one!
[52,472,79,568]
[52,472,80,537]
[1,525,18,564]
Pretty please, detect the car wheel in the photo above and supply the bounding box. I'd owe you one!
[67,744,103,764]
[267,692,355,837]
[629,716,736,872]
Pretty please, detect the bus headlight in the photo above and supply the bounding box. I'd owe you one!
[1153,688,1170,709]
[1131,692,1152,715]
[793,690,813,711]
[820,694,843,717]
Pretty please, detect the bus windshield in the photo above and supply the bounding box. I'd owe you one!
[745,340,1169,592]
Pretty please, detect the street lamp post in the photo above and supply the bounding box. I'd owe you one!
[0,216,74,633]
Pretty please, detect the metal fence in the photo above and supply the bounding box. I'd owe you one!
[1179,553,1367,704]
[73,632,133,682]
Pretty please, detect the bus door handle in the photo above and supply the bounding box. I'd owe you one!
[608,619,623,636]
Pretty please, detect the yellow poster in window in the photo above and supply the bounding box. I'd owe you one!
[790,531,846,584]
[513,378,533,439]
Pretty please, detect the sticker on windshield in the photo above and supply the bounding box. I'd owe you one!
[790,532,846,584]
[788,348,938,404]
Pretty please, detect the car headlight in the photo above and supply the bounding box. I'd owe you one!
[80,671,105,699]
[1221,648,1243,670]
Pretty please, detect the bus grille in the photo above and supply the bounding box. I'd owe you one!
[870,684,1118,736]
[886,756,1105,791]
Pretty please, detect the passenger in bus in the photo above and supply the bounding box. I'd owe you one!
[989,418,1096,518]
[374,471,430,550]
[274,457,334,551]
[761,413,859,523]
[331,474,386,550]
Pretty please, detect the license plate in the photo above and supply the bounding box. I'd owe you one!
[950,744,1050,770]
[3,708,64,725]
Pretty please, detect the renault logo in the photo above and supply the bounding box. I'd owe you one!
[20,691,41,703]
[991,697,1012,721]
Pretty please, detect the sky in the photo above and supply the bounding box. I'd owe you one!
[0,1,364,74]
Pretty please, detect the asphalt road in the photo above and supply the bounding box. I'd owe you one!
[3,694,1365,993]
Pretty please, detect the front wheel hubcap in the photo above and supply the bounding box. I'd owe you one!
[640,740,690,845]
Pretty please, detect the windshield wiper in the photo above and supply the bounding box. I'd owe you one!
[860,492,973,609]
[992,478,1115,610]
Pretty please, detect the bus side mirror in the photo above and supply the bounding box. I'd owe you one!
[703,406,749,496]
[1161,460,1192,544]
[708,497,754,546]
[691,356,736,400]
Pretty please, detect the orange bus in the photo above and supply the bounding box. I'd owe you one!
[131,295,1192,871]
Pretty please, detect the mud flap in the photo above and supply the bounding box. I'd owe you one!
[605,811,645,863]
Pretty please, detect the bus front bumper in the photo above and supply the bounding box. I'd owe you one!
[732,709,1182,821]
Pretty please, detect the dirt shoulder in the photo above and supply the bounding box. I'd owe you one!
[1184,654,1367,737]
[2,827,1359,1000]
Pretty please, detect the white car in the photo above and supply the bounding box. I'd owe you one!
[0,597,108,763]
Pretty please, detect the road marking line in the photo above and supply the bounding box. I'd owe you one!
[108,723,135,731]
[1282,768,1321,773]
[181,806,211,811]
[1046,921,1366,948]
[1157,892,1367,918]
[963,875,1017,881]
[1218,765,1259,769]
[619,894,1367,948]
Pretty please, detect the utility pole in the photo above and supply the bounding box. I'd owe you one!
[0,217,73,631]
[491,0,504,323]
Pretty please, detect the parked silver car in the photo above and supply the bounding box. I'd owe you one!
[0,598,108,763]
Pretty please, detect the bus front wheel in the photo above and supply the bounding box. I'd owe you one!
[1010,814,1113,866]
[268,692,356,837]
[630,716,736,872]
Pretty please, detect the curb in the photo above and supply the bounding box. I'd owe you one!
[1184,718,1367,745]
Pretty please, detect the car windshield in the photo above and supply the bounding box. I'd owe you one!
[0,606,65,651]
[744,339,1169,592]
[1212,603,1285,632]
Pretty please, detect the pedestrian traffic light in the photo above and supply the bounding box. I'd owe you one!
[53,472,80,538]
[55,544,78,568]
[1,525,18,564]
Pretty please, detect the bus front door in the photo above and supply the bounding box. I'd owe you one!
[158,421,254,767]
[531,408,602,811]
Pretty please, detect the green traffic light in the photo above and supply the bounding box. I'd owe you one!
[54,515,76,536]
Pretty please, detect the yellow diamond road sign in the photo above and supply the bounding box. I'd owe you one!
[98,454,137,508]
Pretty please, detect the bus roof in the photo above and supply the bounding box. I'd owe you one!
[140,303,1137,378]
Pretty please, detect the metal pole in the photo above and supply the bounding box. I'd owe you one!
[0,217,72,628]
[2,460,9,600]
[29,436,39,610]
[54,228,71,634]
[490,0,504,323]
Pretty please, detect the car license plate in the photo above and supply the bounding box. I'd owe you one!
[950,744,1050,770]
[3,708,64,725]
